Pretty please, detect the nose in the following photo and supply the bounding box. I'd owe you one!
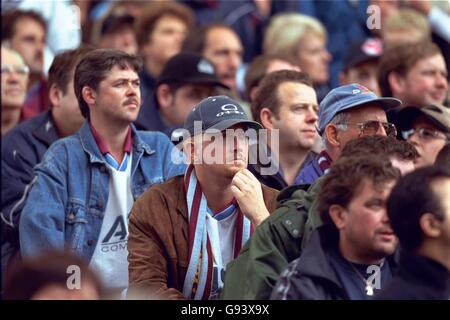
[228,53,241,72]
[435,73,449,90]
[374,122,387,136]
[322,49,332,62]
[408,132,420,146]
[6,70,21,83]
[126,82,138,96]
[306,107,319,123]
[381,209,390,224]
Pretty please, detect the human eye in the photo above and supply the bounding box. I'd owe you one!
[365,199,383,210]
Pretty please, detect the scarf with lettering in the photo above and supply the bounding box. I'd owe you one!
[182,165,252,300]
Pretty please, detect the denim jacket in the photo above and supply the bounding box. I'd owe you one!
[19,121,186,260]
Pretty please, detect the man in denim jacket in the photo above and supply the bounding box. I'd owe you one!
[19,49,186,295]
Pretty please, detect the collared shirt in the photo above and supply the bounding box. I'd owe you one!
[90,123,132,170]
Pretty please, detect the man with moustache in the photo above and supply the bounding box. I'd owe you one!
[19,49,186,296]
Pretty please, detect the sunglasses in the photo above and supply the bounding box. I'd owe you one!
[339,120,397,137]
[1,64,30,76]
[402,127,449,141]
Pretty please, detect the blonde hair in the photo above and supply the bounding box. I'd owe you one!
[263,13,327,59]
[383,8,431,41]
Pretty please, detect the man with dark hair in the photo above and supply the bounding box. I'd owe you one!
[99,13,137,55]
[377,166,450,299]
[340,38,383,96]
[249,70,318,190]
[133,1,195,131]
[19,49,186,295]
[222,135,415,300]
[128,95,278,300]
[378,41,448,108]
[183,23,243,99]
[151,52,227,138]
[1,10,48,120]
[244,54,300,102]
[435,143,450,167]
[1,46,92,288]
[397,104,450,167]
[4,250,103,300]
[271,155,400,300]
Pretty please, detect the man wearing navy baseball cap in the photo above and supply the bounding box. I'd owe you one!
[127,95,278,300]
[135,52,229,137]
[296,83,401,185]
[340,38,382,96]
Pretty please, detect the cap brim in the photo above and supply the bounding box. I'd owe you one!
[344,54,379,71]
[396,107,450,133]
[208,119,263,132]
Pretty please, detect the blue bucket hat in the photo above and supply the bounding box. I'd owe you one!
[318,83,401,134]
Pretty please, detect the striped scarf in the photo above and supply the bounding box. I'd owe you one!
[182,165,252,300]
[317,150,332,175]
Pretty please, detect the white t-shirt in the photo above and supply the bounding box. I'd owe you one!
[89,154,133,296]
[206,205,238,299]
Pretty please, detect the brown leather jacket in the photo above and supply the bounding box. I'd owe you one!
[128,175,279,299]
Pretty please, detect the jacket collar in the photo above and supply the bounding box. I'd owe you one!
[299,224,399,290]
[78,121,155,164]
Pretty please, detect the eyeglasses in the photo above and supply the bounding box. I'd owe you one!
[402,128,449,141]
[338,120,397,137]
[1,64,30,76]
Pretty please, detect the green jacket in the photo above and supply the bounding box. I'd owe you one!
[222,178,324,300]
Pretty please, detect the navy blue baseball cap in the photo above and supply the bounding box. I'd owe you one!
[318,83,401,134]
[184,95,262,137]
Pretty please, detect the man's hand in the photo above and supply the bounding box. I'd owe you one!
[231,169,270,226]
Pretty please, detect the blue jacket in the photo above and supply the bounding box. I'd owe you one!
[295,156,325,186]
[19,121,186,260]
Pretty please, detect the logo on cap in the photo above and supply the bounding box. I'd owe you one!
[361,38,382,56]
[198,59,214,75]
[216,104,244,117]
[352,84,371,95]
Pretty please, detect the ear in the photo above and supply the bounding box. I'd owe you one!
[419,213,442,239]
[388,72,406,95]
[259,107,275,130]
[249,86,259,101]
[81,86,96,107]
[324,124,341,148]
[329,204,347,230]
[49,84,61,108]
[339,71,348,86]
[157,84,174,110]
